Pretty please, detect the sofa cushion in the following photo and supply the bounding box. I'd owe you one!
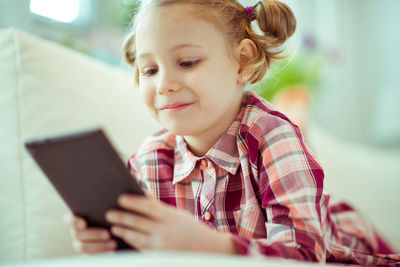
[308,123,400,251]
[0,28,160,263]
[0,27,26,263]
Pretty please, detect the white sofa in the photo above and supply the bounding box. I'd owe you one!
[0,28,399,265]
[0,27,160,263]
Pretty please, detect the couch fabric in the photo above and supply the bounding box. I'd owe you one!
[0,28,399,264]
[0,28,160,262]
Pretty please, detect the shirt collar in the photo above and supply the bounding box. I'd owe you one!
[172,98,246,185]
[173,136,199,184]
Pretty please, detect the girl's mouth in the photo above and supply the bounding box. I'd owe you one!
[160,102,193,112]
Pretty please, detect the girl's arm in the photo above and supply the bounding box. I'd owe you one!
[230,115,327,262]
[227,116,399,266]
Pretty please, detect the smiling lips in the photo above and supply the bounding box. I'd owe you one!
[160,102,193,112]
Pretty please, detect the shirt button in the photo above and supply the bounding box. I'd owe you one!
[204,212,212,221]
[200,159,208,168]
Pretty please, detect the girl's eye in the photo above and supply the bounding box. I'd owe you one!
[141,60,200,77]
[142,68,158,76]
[179,60,200,68]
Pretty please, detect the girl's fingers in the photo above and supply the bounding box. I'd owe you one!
[106,210,156,234]
[71,228,112,241]
[72,240,117,254]
[111,226,149,250]
[63,213,87,230]
[117,194,166,220]
[62,212,74,226]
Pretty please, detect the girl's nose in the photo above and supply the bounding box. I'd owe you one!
[156,71,181,95]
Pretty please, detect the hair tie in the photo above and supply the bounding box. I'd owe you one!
[245,1,261,22]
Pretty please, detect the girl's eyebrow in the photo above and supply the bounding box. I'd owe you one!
[170,43,203,51]
[137,44,203,60]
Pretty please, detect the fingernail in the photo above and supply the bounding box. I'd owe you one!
[111,227,121,236]
[118,195,127,205]
[106,212,117,221]
[77,220,85,229]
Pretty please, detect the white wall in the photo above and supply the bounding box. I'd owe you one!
[310,0,400,148]
[242,0,400,148]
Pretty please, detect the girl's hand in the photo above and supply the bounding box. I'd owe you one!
[105,194,237,254]
[63,212,117,254]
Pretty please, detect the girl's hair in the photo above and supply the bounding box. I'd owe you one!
[122,0,296,84]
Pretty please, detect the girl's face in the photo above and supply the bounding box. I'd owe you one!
[135,7,244,138]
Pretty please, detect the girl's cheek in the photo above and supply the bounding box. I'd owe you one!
[139,85,158,118]
[139,84,151,103]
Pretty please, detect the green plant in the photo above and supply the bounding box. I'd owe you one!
[250,36,323,102]
[118,0,140,29]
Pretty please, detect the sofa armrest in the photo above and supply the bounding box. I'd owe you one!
[0,27,160,263]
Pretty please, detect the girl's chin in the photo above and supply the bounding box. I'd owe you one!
[162,122,199,136]
[165,127,195,136]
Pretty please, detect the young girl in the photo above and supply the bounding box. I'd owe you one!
[64,0,400,265]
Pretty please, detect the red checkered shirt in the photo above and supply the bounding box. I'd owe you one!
[128,91,399,265]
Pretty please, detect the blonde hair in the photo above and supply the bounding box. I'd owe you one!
[122,0,296,84]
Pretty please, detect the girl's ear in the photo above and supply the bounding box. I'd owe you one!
[236,38,258,84]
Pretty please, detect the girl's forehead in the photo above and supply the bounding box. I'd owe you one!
[135,8,227,55]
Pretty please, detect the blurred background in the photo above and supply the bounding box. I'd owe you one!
[1,0,399,149]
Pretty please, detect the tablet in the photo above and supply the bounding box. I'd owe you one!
[25,128,144,250]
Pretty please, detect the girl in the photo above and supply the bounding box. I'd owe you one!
[64,0,400,265]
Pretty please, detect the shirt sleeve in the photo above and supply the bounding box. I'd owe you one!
[230,115,327,262]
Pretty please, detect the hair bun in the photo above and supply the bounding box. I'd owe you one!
[256,0,296,47]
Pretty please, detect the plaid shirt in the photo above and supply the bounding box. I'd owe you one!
[128,91,399,265]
